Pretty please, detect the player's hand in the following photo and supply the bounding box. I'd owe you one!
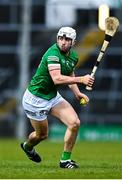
[81,74,95,87]
[75,92,89,103]
[80,93,89,103]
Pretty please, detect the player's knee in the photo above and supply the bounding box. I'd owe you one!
[69,119,80,131]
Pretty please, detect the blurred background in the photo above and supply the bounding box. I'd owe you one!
[0,0,122,141]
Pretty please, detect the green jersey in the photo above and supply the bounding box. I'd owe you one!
[28,43,78,100]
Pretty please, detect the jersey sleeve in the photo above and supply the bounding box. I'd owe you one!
[47,55,60,65]
[47,50,61,69]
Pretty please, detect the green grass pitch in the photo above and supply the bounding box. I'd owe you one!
[0,139,122,179]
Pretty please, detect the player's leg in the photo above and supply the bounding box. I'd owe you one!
[21,89,49,162]
[21,119,48,163]
[27,118,48,146]
[51,100,80,152]
[51,99,80,168]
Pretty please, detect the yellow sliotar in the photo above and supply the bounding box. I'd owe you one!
[80,98,88,106]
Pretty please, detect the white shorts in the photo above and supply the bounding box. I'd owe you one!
[22,89,65,121]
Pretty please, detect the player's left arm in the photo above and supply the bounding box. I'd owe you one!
[68,72,89,102]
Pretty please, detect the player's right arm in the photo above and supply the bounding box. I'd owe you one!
[49,66,80,85]
[48,56,94,86]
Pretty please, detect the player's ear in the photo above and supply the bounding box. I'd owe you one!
[57,37,59,43]
[72,40,76,46]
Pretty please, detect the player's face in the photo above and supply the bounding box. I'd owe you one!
[57,36,72,53]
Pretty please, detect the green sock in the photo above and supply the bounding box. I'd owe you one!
[24,142,33,151]
[61,151,71,161]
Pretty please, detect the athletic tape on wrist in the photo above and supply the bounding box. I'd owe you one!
[80,76,83,84]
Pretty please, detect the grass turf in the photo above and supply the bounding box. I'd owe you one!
[0,139,122,179]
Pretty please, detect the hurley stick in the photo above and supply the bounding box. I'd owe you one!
[86,16,119,91]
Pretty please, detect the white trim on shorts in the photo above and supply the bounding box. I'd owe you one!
[22,89,65,121]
